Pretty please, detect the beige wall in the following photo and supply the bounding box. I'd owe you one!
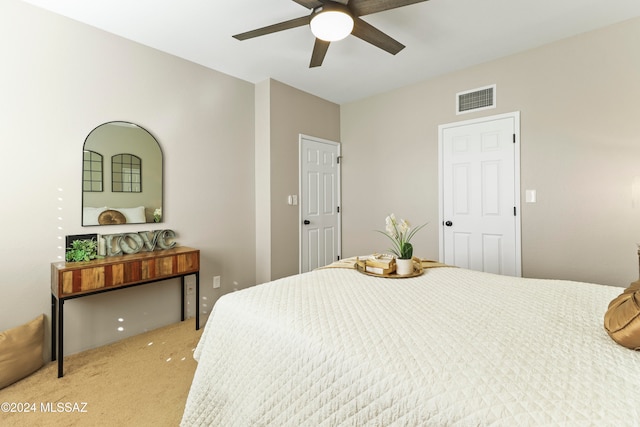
[255,81,272,283]
[0,0,256,357]
[341,17,640,287]
[257,80,341,282]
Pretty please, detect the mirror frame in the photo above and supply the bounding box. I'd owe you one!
[82,121,163,226]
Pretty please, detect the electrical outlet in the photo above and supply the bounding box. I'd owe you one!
[213,276,221,289]
[185,276,195,294]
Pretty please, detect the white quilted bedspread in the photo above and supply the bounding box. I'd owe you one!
[181,267,640,426]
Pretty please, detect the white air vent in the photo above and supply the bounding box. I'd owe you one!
[456,84,496,115]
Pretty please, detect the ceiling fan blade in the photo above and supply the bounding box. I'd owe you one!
[291,0,323,9]
[309,38,331,68]
[351,17,405,55]
[349,0,428,17]
[233,15,311,41]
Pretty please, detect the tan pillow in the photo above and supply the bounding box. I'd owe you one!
[0,314,44,389]
[604,280,640,350]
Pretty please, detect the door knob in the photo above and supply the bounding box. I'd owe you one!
[303,220,311,225]
[445,221,453,227]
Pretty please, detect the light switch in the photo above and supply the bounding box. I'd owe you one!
[525,190,537,203]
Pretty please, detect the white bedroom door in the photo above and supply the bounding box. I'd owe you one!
[299,135,341,273]
[439,112,521,276]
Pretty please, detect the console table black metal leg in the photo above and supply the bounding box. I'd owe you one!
[51,294,57,362]
[195,272,200,330]
[57,299,64,378]
[181,277,186,321]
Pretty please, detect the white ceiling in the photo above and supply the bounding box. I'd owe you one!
[21,0,640,104]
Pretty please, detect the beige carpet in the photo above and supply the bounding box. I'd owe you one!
[0,319,203,426]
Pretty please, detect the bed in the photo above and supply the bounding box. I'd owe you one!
[181,261,640,426]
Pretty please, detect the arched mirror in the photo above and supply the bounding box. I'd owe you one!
[82,121,163,226]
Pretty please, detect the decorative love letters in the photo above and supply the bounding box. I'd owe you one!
[99,229,177,256]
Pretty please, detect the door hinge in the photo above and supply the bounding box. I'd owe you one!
[337,255,341,261]
[513,134,516,143]
[514,206,517,216]
[337,156,342,164]
[337,206,340,213]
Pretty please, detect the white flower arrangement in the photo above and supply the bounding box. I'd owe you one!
[378,213,426,259]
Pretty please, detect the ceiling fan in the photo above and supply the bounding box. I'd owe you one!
[232,0,429,68]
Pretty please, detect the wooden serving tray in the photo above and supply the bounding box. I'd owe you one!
[355,258,424,279]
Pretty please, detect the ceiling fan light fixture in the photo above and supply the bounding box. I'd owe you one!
[310,5,354,42]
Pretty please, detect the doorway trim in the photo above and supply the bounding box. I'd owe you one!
[437,111,521,276]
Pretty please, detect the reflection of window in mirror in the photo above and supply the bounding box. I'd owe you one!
[83,150,103,192]
[112,154,142,193]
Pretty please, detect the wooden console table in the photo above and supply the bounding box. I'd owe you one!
[51,246,200,377]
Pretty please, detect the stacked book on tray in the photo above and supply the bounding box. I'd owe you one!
[361,254,396,275]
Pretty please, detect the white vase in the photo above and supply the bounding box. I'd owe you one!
[395,258,414,276]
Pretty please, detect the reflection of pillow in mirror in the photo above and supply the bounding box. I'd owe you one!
[110,206,146,224]
[82,206,108,226]
[98,209,126,224]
